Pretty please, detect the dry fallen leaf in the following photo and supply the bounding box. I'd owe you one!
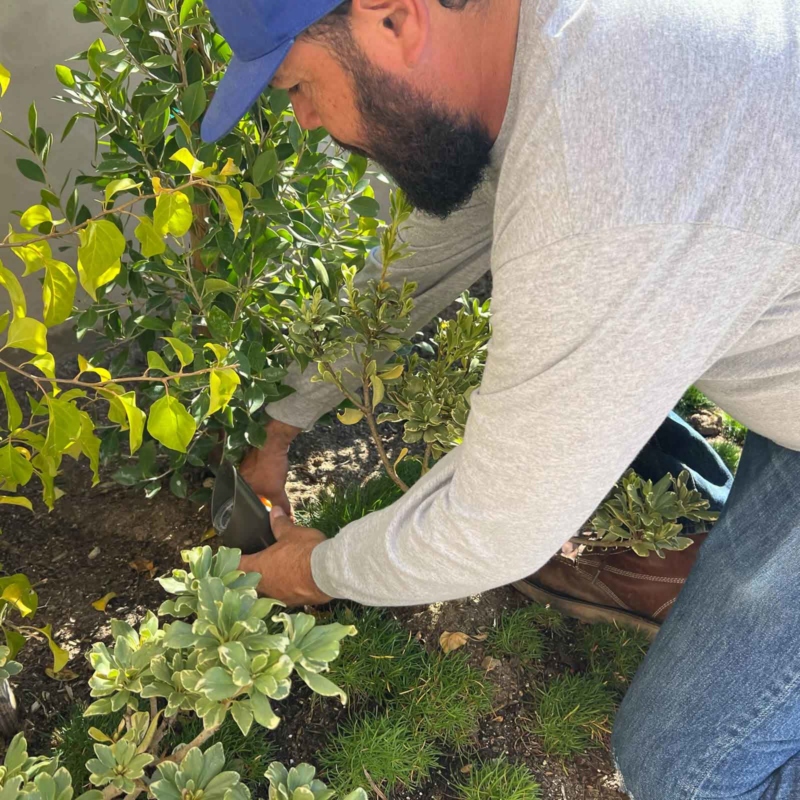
[460,764,473,775]
[201,528,217,542]
[91,592,117,612]
[471,632,489,642]
[439,631,470,654]
[129,558,156,578]
[45,668,79,682]
[481,656,502,673]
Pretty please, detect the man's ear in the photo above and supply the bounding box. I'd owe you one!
[351,0,430,68]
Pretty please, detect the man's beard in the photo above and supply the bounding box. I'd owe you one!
[331,49,494,219]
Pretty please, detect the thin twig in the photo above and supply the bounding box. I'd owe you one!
[363,770,388,800]
[362,373,409,493]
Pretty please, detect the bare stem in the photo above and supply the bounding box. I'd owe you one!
[362,374,409,493]
[422,443,433,476]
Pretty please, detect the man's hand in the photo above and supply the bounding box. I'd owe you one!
[239,419,302,518]
[239,506,333,607]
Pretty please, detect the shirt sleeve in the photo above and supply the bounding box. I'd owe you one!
[264,188,495,431]
[309,224,787,606]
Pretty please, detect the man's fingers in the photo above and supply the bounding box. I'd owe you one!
[270,505,293,540]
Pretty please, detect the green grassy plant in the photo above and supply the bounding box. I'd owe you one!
[526,603,569,635]
[487,608,548,662]
[720,411,748,446]
[712,440,742,473]
[321,713,440,795]
[530,674,616,756]
[408,652,495,752]
[456,756,541,800]
[675,386,715,418]
[577,623,649,693]
[298,461,421,537]
[325,606,427,704]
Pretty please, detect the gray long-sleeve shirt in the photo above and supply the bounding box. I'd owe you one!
[267,0,800,606]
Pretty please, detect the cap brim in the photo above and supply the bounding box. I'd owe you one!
[201,39,293,142]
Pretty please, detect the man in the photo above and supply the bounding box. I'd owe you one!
[201,1,800,797]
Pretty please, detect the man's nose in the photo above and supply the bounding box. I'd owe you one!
[290,95,322,131]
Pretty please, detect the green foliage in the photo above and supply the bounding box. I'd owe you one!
[320,714,439,796]
[525,603,569,635]
[674,386,714,418]
[583,470,718,557]
[324,607,427,704]
[407,653,494,752]
[265,762,367,800]
[577,623,649,694]
[486,608,548,662]
[712,440,742,473]
[720,411,748,446]
[0,732,100,800]
[150,744,248,800]
[455,756,541,800]
[530,674,616,756]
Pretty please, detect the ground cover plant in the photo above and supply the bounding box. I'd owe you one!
[456,756,541,800]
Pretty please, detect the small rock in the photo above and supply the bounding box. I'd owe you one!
[88,547,101,560]
[688,411,723,437]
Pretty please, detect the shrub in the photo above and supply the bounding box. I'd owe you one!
[712,440,742,473]
[456,756,541,800]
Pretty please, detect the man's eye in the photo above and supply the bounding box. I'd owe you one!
[288,84,300,95]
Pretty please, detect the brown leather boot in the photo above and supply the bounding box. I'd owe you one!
[513,533,708,638]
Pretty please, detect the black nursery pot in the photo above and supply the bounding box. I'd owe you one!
[211,463,276,554]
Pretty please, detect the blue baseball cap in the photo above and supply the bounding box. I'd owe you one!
[201,0,346,142]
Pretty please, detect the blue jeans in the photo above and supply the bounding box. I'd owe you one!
[613,431,800,799]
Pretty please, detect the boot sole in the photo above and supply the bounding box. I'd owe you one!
[511,579,661,639]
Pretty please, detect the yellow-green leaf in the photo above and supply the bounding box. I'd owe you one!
[77,410,101,486]
[204,342,228,363]
[170,147,204,175]
[394,447,409,471]
[154,191,193,238]
[9,233,52,276]
[36,624,68,673]
[216,185,243,237]
[0,444,33,487]
[119,392,145,454]
[55,64,75,88]
[20,205,53,231]
[77,220,125,300]
[134,217,167,258]
[0,312,8,336]
[337,408,364,426]
[370,375,385,409]
[1,575,37,617]
[220,158,240,177]
[5,317,47,354]
[44,395,82,454]
[147,350,173,376]
[0,372,22,431]
[208,368,240,416]
[0,63,9,97]
[147,395,196,453]
[0,495,32,511]
[380,363,404,381]
[77,354,111,383]
[91,592,117,612]
[0,258,26,318]
[43,259,77,327]
[164,337,194,368]
[104,178,142,204]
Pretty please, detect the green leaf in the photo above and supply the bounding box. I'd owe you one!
[111,0,138,16]
[87,38,106,76]
[44,394,82,454]
[295,665,347,704]
[147,395,196,453]
[20,204,53,231]
[5,628,26,659]
[337,408,364,426]
[36,623,69,672]
[164,337,194,368]
[0,62,9,97]
[181,82,207,126]
[0,373,22,431]
[134,217,167,258]
[180,0,202,23]
[154,191,193,238]
[43,259,77,327]
[0,445,34,487]
[216,186,243,237]
[77,411,101,486]
[10,234,52,276]
[0,258,27,318]
[201,278,237,297]
[0,312,7,335]
[16,158,46,184]
[208,369,240,416]
[147,351,174,376]
[105,178,142,204]
[349,196,381,218]
[170,147,204,175]
[5,317,47,355]
[252,150,278,186]
[73,2,98,23]
[0,495,32,511]
[55,64,76,88]
[77,220,125,300]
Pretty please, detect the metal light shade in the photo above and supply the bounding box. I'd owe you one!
[211,462,275,554]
